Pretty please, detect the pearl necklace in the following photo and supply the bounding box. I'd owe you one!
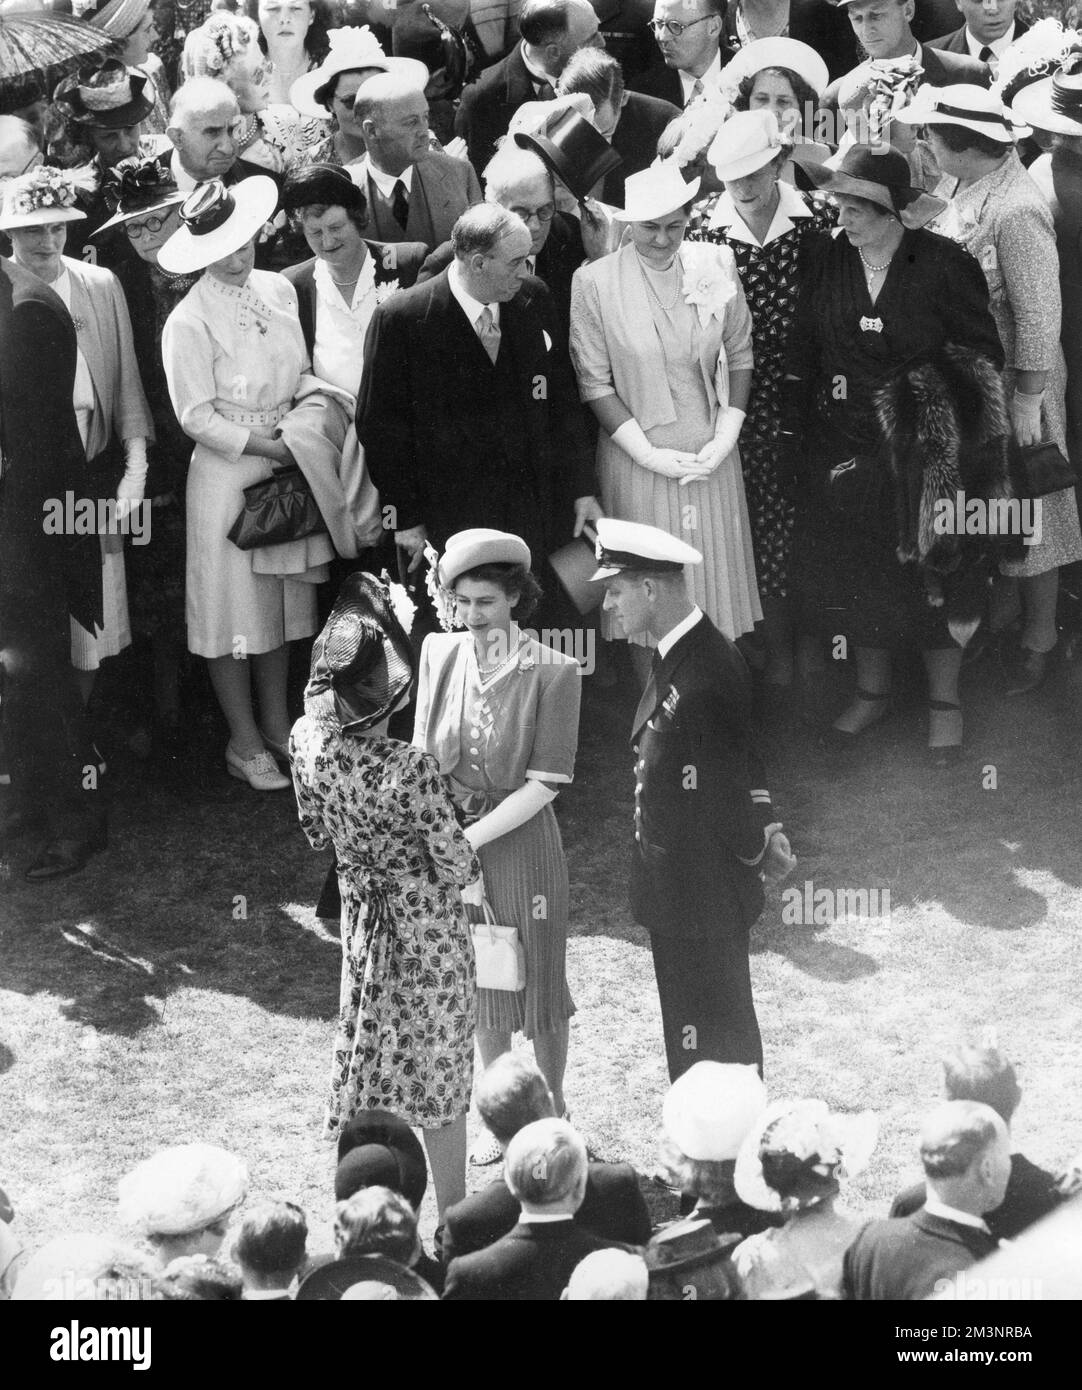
[858,247,893,276]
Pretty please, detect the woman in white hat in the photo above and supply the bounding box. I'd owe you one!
[181,10,324,175]
[687,109,834,693]
[160,175,318,791]
[731,1098,877,1299]
[246,0,333,108]
[898,83,1082,696]
[414,529,582,1162]
[118,1142,249,1267]
[0,166,152,722]
[569,162,761,680]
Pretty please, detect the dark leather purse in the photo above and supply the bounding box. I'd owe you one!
[227,465,327,551]
[1011,440,1077,499]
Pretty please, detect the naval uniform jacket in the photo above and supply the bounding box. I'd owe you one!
[629,611,775,938]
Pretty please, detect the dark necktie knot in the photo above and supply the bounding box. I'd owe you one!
[979,45,994,63]
[392,178,409,229]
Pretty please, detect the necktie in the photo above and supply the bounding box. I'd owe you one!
[979,45,994,63]
[475,305,501,364]
[534,80,555,99]
[687,77,704,108]
[633,648,662,734]
[392,178,409,229]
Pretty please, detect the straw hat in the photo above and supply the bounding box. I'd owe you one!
[156,176,279,274]
[87,0,152,40]
[720,35,829,99]
[734,1099,879,1213]
[709,109,788,183]
[53,58,154,129]
[290,25,427,120]
[802,145,946,229]
[0,165,87,230]
[895,83,1021,144]
[611,162,701,222]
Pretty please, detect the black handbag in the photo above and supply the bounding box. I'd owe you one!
[1011,440,1077,499]
[227,465,327,551]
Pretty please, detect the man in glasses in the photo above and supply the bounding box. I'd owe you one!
[630,0,732,110]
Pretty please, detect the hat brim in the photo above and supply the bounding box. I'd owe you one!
[289,56,429,120]
[802,161,946,230]
[93,190,185,237]
[722,36,829,98]
[610,173,702,222]
[893,101,1019,144]
[156,176,279,274]
[711,143,784,183]
[733,1101,880,1213]
[437,533,532,587]
[512,130,624,203]
[1010,76,1082,136]
[0,205,87,231]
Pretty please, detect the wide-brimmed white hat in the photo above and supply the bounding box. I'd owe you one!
[709,109,788,182]
[611,163,701,222]
[0,166,88,230]
[895,83,1022,144]
[661,1062,767,1162]
[290,25,428,120]
[720,35,829,99]
[734,1099,879,1213]
[438,528,532,587]
[118,1143,249,1237]
[156,176,278,274]
[1010,59,1082,136]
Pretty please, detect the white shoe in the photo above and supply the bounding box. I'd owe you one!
[469,1131,503,1167]
[226,745,290,791]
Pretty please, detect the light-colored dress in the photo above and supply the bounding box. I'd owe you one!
[290,725,479,1134]
[935,152,1082,579]
[732,1206,869,1300]
[162,271,318,657]
[414,628,580,1039]
[570,240,762,645]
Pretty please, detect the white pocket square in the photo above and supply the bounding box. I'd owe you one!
[542,329,552,352]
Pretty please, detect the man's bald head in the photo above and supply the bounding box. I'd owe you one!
[356,73,430,177]
[0,116,42,181]
[505,1118,588,1214]
[920,1101,1012,1215]
[168,78,240,182]
[483,147,556,256]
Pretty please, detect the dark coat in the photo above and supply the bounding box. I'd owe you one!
[356,266,594,552]
[842,1209,999,1301]
[627,62,685,109]
[821,42,992,117]
[890,1153,1062,1243]
[440,1161,652,1265]
[605,91,681,207]
[282,239,428,360]
[629,614,774,939]
[442,1218,623,1300]
[455,44,542,175]
[723,0,859,83]
[927,18,1030,55]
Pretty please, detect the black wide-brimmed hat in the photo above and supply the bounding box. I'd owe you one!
[53,58,154,129]
[281,162,367,219]
[513,106,623,202]
[295,1255,436,1301]
[800,144,946,230]
[335,1110,428,1210]
[303,572,415,736]
[92,155,182,237]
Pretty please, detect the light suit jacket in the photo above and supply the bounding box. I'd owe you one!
[362,153,482,251]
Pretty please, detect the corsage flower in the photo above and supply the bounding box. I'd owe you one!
[680,242,736,328]
[423,542,459,632]
[374,278,400,304]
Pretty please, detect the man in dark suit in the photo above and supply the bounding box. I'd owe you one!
[843,1101,1011,1300]
[456,0,605,174]
[416,144,585,341]
[629,0,731,110]
[357,202,600,575]
[355,72,482,252]
[443,1119,627,1299]
[926,0,1029,71]
[0,259,106,880]
[889,1040,1062,1241]
[593,520,795,1081]
[441,1053,651,1264]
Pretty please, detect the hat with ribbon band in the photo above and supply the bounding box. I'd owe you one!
[895,83,1023,144]
[53,57,155,129]
[156,175,279,274]
[800,145,946,229]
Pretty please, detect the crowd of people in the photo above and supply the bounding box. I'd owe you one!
[3,1042,1079,1300]
[2,0,1082,1302]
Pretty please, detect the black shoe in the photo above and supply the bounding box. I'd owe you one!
[24,827,107,883]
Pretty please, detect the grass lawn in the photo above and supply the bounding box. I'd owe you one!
[2,645,1081,1259]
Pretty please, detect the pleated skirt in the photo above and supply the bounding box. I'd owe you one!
[70,545,130,672]
[467,801,575,1038]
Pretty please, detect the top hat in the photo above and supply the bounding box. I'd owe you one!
[53,58,155,129]
[513,105,623,203]
[801,145,947,230]
[895,83,1022,144]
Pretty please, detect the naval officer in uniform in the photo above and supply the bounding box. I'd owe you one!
[593,519,795,1080]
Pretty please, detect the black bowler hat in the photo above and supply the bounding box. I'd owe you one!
[513,106,623,202]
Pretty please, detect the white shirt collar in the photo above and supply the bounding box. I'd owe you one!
[313,251,376,311]
[965,27,1014,62]
[657,605,704,660]
[170,147,197,192]
[517,1210,576,1225]
[679,48,722,105]
[709,181,812,244]
[241,1287,294,1299]
[923,1196,992,1234]
[366,160,414,199]
[448,259,500,329]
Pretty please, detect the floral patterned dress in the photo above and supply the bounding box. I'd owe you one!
[289,724,480,1135]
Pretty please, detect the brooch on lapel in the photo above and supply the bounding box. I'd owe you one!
[860,315,884,334]
[71,315,87,334]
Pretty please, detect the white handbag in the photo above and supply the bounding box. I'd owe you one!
[470,898,526,993]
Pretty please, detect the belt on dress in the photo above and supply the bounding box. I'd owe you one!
[217,401,292,427]
[446,778,514,826]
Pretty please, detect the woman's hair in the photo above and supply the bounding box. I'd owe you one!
[837,191,897,221]
[759,1149,840,1206]
[180,11,261,83]
[334,1186,418,1265]
[734,66,819,138]
[453,562,543,622]
[245,0,332,63]
[929,122,1010,161]
[557,47,625,114]
[282,162,369,232]
[658,1135,739,1207]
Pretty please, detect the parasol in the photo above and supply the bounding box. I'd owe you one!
[0,10,119,112]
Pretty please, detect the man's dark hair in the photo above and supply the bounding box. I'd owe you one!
[942,1042,1022,1125]
[476,1052,555,1147]
[233,1201,308,1277]
[521,0,576,47]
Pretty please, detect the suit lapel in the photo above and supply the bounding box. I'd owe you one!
[631,621,707,741]
[408,161,439,247]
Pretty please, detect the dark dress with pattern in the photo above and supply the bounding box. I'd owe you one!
[688,187,836,599]
[289,726,480,1135]
[785,227,1003,649]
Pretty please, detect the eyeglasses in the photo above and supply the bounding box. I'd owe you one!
[508,202,555,224]
[649,16,713,37]
[125,213,168,240]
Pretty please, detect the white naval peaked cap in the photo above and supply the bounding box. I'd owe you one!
[589,518,703,581]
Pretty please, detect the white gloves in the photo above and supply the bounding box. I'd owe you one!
[464,781,557,850]
[681,407,746,486]
[116,437,148,523]
[611,418,698,479]
[1010,390,1043,447]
